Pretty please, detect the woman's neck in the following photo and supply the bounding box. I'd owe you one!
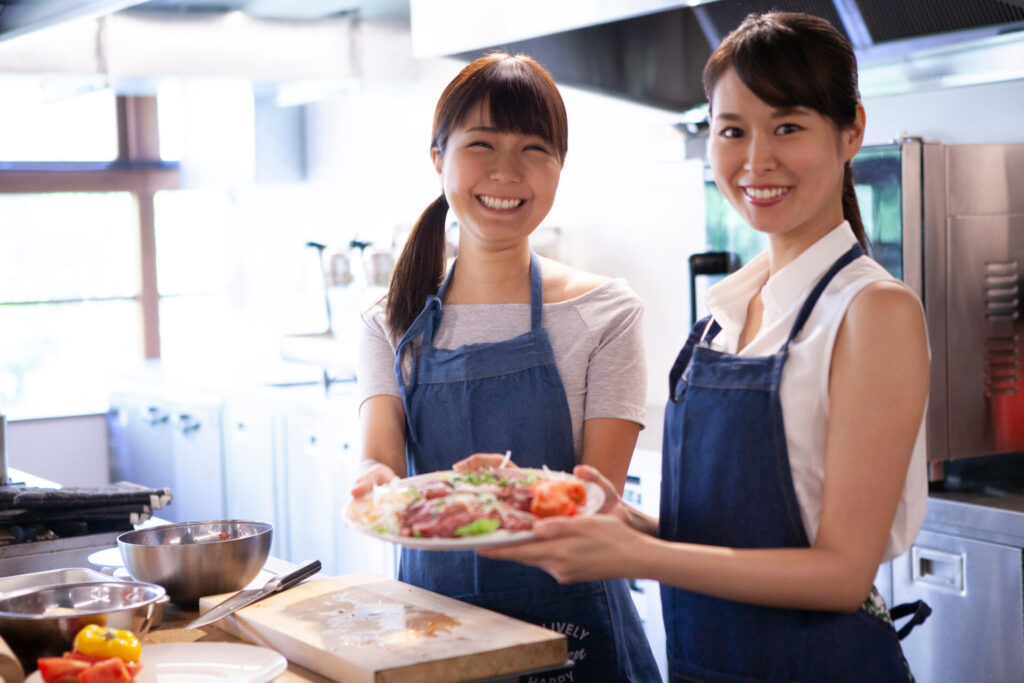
[445,243,533,305]
[765,214,844,277]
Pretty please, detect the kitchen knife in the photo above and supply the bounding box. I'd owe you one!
[185,559,322,630]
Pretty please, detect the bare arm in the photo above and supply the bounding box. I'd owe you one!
[351,395,407,497]
[579,417,641,494]
[485,282,929,612]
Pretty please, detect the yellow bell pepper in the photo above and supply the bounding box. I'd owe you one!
[72,624,142,661]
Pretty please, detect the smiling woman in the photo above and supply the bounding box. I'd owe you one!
[353,52,660,682]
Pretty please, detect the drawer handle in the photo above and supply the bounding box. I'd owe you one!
[911,545,965,594]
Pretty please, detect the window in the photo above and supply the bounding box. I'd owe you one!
[0,89,179,418]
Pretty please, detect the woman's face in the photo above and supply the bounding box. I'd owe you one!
[433,101,562,251]
[708,68,863,246]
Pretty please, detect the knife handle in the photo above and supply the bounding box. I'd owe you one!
[273,559,322,593]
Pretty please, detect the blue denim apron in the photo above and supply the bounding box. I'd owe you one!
[660,244,916,682]
[394,251,660,682]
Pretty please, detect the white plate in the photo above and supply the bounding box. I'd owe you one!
[344,468,604,551]
[27,642,287,683]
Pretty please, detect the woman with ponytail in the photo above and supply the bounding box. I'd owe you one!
[353,53,659,682]
[486,13,931,681]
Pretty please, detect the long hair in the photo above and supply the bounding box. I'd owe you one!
[703,12,867,250]
[386,53,568,340]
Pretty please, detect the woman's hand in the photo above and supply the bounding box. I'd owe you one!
[453,452,518,471]
[571,464,624,517]
[480,513,651,584]
[350,461,399,498]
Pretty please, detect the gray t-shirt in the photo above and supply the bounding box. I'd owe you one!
[358,278,647,459]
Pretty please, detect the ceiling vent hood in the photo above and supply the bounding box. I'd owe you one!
[0,0,144,42]
[411,0,1024,111]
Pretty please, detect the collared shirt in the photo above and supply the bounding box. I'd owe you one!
[704,221,928,561]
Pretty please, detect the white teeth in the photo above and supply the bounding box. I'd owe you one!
[745,187,788,200]
[479,195,525,210]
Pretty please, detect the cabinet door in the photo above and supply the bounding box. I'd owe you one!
[169,402,225,523]
[223,401,282,556]
[283,412,341,575]
[107,394,174,494]
[893,530,1024,683]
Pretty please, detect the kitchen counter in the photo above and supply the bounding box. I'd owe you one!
[922,488,1024,547]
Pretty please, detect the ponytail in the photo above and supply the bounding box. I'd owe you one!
[842,161,869,252]
[386,193,449,340]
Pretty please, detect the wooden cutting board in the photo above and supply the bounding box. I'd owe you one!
[199,574,567,683]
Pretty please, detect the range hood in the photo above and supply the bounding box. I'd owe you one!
[411,0,1024,110]
[0,1,143,42]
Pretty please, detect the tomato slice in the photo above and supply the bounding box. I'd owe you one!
[78,658,132,683]
[125,660,144,680]
[530,479,587,518]
[36,658,90,683]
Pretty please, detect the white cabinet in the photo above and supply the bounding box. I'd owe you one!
[282,409,344,575]
[108,391,225,524]
[222,400,285,558]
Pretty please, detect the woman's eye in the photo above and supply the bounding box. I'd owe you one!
[524,144,550,153]
[719,127,743,139]
[468,140,493,148]
[777,123,802,135]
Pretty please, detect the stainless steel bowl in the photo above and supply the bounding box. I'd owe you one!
[117,520,272,605]
[0,580,165,667]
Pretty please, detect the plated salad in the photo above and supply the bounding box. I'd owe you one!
[346,467,595,548]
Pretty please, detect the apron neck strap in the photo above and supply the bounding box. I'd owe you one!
[528,249,543,330]
[782,243,864,351]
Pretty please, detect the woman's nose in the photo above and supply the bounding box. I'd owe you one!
[743,134,777,175]
[489,151,522,181]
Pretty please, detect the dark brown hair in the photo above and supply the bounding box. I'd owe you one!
[703,12,868,250]
[385,52,568,339]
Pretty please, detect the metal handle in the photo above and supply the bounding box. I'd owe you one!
[143,406,170,426]
[175,413,201,434]
[911,545,966,594]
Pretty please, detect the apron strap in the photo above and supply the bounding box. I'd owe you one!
[394,291,444,443]
[781,243,864,352]
[528,249,543,331]
[890,599,932,640]
[668,315,718,399]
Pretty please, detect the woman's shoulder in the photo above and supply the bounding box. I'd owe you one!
[540,257,640,307]
[360,299,392,338]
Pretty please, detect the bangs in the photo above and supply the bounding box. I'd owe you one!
[704,13,859,127]
[435,54,568,160]
[729,28,831,114]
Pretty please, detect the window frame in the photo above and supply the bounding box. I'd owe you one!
[0,95,180,359]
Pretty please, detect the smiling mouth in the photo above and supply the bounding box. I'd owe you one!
[478,195,526,210]
[743,186,790,200]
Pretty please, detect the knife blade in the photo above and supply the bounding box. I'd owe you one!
[185,559,321,630]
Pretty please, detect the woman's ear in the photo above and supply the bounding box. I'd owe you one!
[431,146,443,178]
[843,105,866,162]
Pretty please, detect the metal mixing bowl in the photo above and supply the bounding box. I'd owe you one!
[0,580,165,667]
[117,520,272,605]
